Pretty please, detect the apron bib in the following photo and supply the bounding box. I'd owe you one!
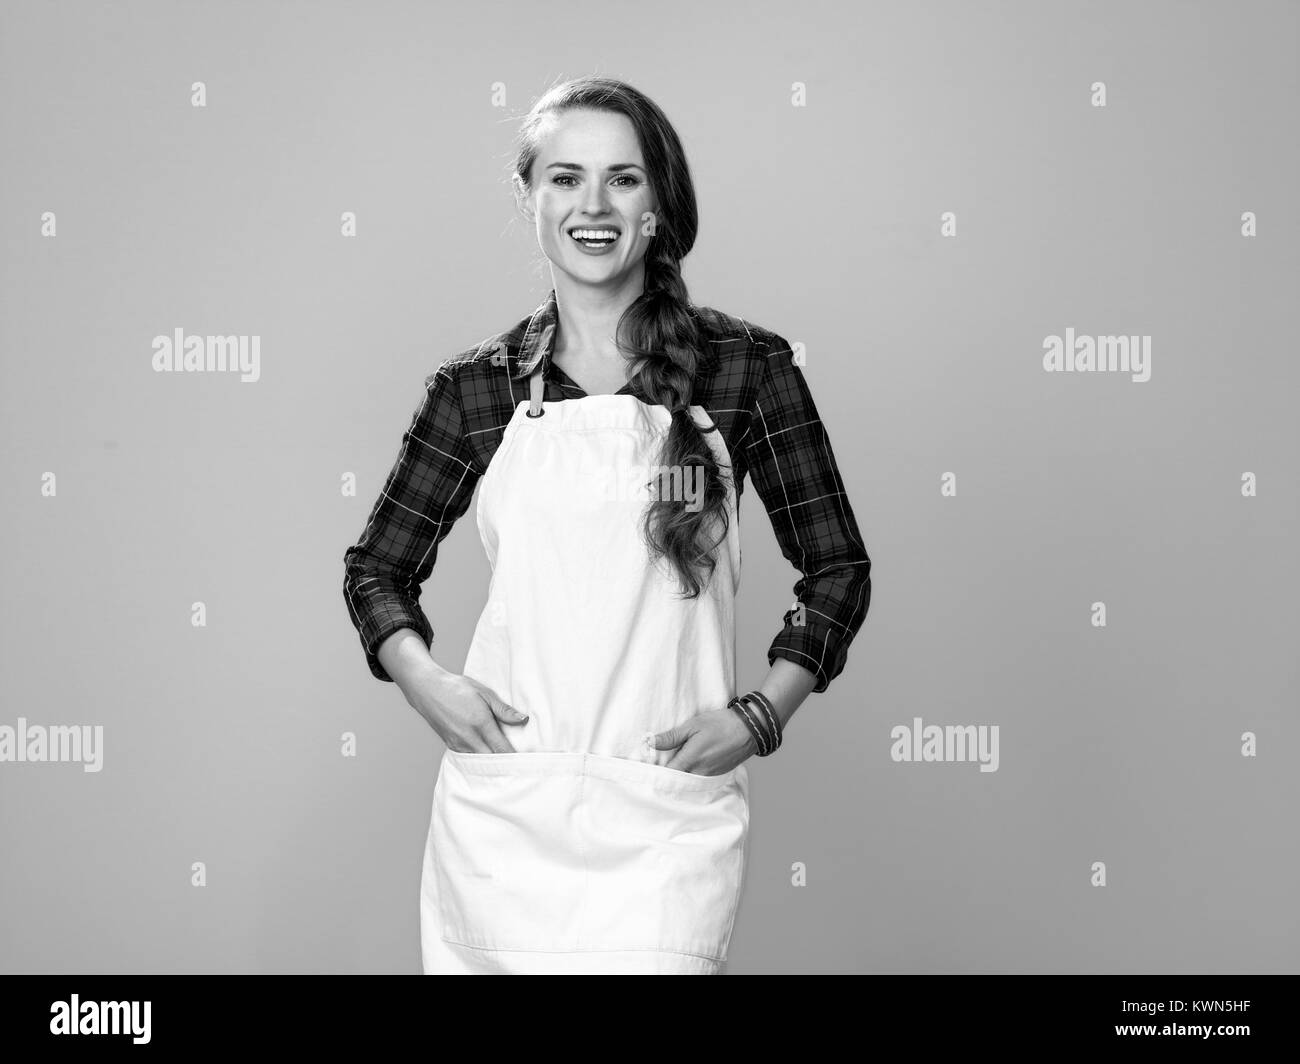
[420,365,751,974]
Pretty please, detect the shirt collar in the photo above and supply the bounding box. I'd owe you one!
[510,287,718,384]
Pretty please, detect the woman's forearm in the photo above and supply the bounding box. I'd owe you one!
[752,656,819,735]
[376,627,451,700]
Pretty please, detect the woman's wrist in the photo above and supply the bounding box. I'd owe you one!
[731,660,820,756]
[726,707,761,757]
[727,692,782,755]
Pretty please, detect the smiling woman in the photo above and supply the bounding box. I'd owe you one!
[509,96,730,549]
[341,75,873,975]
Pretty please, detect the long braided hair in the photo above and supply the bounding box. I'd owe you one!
[511,76,730,597]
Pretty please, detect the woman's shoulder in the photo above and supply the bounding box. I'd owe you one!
[689,302,791,372]
[421,310,536,392]
[692,301,789,345]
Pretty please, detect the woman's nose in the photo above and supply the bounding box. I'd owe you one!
[582,185,610,215]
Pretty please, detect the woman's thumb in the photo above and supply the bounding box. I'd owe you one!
[467,677,528,724]
[489,696,529,725]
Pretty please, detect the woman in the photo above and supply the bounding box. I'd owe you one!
[342,75,872,974]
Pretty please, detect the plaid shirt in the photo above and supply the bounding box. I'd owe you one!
[343,288,871,694]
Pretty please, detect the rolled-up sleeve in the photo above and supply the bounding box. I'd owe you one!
[744,333,872,693]
[342,362,482,682]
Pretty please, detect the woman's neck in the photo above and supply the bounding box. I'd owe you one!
[550,270,644,367]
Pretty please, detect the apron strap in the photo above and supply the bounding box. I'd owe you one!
[525,363,546,418]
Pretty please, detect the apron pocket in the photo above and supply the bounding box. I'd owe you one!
[432,750,590,953]
[580,757,749,962]
[432,750,749,960]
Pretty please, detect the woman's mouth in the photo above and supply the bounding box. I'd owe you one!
[568,227,620,251]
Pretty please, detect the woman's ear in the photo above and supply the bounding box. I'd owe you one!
[511,174,534,223]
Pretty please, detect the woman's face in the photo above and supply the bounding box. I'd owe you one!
[519,108,658,290]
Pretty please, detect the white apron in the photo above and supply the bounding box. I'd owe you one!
[420,363,751,975]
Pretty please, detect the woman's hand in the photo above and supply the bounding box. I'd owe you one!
[402,664,528,753]
[653,704,759,775]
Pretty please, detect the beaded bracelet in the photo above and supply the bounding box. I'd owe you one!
[727,691,783,756]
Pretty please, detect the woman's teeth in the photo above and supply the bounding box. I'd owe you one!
[570,228,619,247]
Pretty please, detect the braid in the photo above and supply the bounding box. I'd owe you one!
[510,75,730,595]
[619,245,731,597]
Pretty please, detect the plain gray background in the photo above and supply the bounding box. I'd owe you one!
[2,0,1297,974]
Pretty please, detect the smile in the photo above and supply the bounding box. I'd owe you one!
[568,227,620,249]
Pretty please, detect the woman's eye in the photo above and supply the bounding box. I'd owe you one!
[552,173,639,188]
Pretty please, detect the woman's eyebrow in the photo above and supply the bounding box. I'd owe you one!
[545,162,646,172]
